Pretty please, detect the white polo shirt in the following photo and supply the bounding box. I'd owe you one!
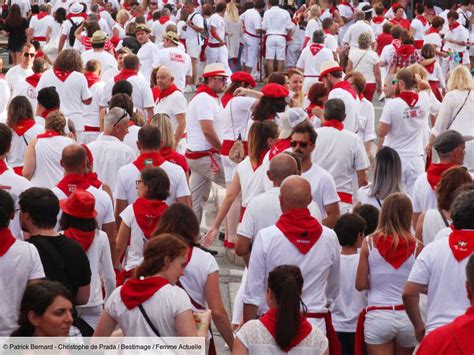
[296,44,334,77]
[153,47,192,91]
[81,50,118,78]
[328,85,359,133]
[137,41,160,85]
[83,80,105,129]
[29,14,54,42]
[114,159,190,206]
[154,90,187,133]
[412,172,437,213]
[0,238,45,336]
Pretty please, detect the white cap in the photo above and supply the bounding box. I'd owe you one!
[279,108,308,139]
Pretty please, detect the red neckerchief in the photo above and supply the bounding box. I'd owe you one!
[133,152,165,171]
[323,119,344,130]
[359,93,364,100]
[259,308,312,352]
[0,228,16,257]
[56,173,91,196]
[114,68,137,83]
[276,208,323,254]
[397,91,419,107]
[391,17,410,29]
[333,81,357,99]
[40,108,59,119]
[152,87,161,102]
[84,72,100,88]
[123,3,131,11]
[132,198,168,239]
[37,11,49,20]
[323,29,331,34]
[306,103,322,117]
[194,84,219,99]
[269,138,291,160]
[252,149,268,171]
[12,119,35,136]
[37,130,61,139]
[416,15,428,26]
[25,73,42,88]
[157,84,180,103]
[426,163,457,190]
[159,16,170,24]
[426,26,439,35]
[84,172,102,188]
[0,160,8,174]
[329,6,338,15]
[375,234,416,269]
[309,43,323,56]
[423,61,435,74]
[372,15,385,24]
[396,44,415,60]
[221,91,233,108]
[53,68,72,82]
[64,228,95,252]
[120,276,169,309]
[66,13,87,20]
[449,22,460,31]
[392,39,402,50]
[449,227,474,262]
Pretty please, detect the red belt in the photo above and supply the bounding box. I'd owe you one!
[84,125,100,132]
[208,42,225,48]
[354,304,405,355]
[33,36,47,41]
[185,148,220,173]
[244,30,260,39]
[305,312,341,355]
[13,166,23,176]
[337,192,352,204]
[221,139,248,156]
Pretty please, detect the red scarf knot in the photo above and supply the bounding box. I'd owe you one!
[133,152,165,171]
[12,119,36,136]
[397,91,419,107]
[84,172,102,188]
[159,16,170,24]
[64,228,95,252]
[396,44,416,60]
[449,227,474,262]
[333,81,357,99]
[372,16,385,24]
[423,61,435,74]
[120,276,169,309]
[323,119,344,130]
[56,174,91,197]
[416,15,428,26]
[375,234,416,269]
[449,22,460,31]
[132,198,168,238]
[276,208,323,254]
[426,26,439,35]
[84,72,100,88]
[194,84,219,99]
[157,84,180,103]
[114,68,137,83]
[0,228,16,256]
[426,163,457,190]
[25,73,42,88]
[37,11,49,20]
[53,68,72,82]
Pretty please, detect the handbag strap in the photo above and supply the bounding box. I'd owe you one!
[353,49,369,71]
[447,90,470,130]
[438,208,450,228]
[138,304,161,337]
[229,100,237,140]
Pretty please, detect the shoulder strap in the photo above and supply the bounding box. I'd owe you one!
[375,196,382,207]
[353,49,369,71]
[138,304,161,337]
[447,90,470,130]
[438,208,450,228]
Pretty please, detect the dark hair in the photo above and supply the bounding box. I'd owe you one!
[400,30,414,45]
[466,254,474,290]
[59,212,98,232]
[269,0,279,6]
[32,58,49,74]
[0,123,12,155]
[254,0,265,9]
[112,80,133,96]
[451,190,474,230]
[334,213,366,247]
[267,265,306,351]
[324,98,345,122]
[322,17,333,30]
[307,82,328,106]
[19,188,59,229]
[37,87,60,109]
[421,43,436,60]
[447,9,459,20]
[11,280,73,337]
[312,30,325,44]
[215,2,226,12]
[138,125,161,150]
[7,96,34,129]
[0,189,14,228]
[353,204,380,235]
[291,121,317,145]
[436,167,472,211]
[123,54,140,69]
[54,7,67,23]
[248,121,278,166]
[109,93,134,117]
[84,20,100,37]
[431,16,444,29]
[415,3,424,14]
[267,71,287,85]
[154,203,199,244]
[390,25,403,39]
[252,97,287,121]
[141,167,170,200]
[5,4,23,29]
[85,59,101,73]
[396,68,416,90]
[135,233,188,278]
[382,22,393,34]
[346,72,366,94]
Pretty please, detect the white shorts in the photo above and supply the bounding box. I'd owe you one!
[400,155,425,197]
[186,44,202,59]
[206,45,228,65]
[242,34,260,68]
[364,309,417,348]
[222,155,238,183]
[265,35,286,61]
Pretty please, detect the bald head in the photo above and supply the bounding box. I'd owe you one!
[279,176,312,211]
[61,144,87,173]
[157,66,173,79]
[268,154,298,187]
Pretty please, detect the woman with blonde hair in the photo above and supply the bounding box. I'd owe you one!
[288,69,305,108]
[225,0,242,72]
[427,65,474,172]
[23,111,75,188]
[355,193,422,355]
[303,5,322,47]
[112,9,130,42]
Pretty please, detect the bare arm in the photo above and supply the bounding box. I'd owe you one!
[93,310,118,336]
[22,138,38,180]
[403,281,426,342]
[58,34,67,52]
[322,202,340,228]
[174,113,186,146]
[346,58,353,74]
[114,199,128,229]
[175,310,211,337]
[176,195,192,207]
[355,238,370,291]
[102,222,118,266]
[199,120,222,151]
[75,285,91,305]
[243,303,258,323]
[74,22,84,41]
[232,338,249,355]
[374,62,382,94]
[114,222,131,268]
[356,169,369,187]
[235,236,251,259]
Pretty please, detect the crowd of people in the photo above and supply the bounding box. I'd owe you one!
[0,0,474,354]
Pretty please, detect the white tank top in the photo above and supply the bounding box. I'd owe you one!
[422,208,450,246]
[367,236,417,306]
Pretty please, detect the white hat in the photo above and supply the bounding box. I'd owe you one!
[202,63,228,78]
[69,2,83,14]
[319,60,343,78]
[279,108,308,139]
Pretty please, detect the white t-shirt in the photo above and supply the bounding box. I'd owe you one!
[8,124,44,169]
[14,78,40,113]
[240,8,262,37]
[422,209,450,245]
[343,20,375,48]
[328,86,359,133]
[83,81,105,129]
[411,17,429,41]
[236,157,267,207]
[81,50,118,78]
[411,172,437,213]
[0,239,45,336]
[61,16,85,49]
[137,41,160,85]
[305,18,322,40]
[443,24,469,53]
[151,19,176,44]
[220,96,254,141]
[153,47,192,91]
[185,11,204,47]
[357,185,384,209]
[154,90,187,132]
[348,48,379,83]
[5,65,33,97]
[208,13,225,45]
[29,14,54,41]
[262,6,293,35]
[324,33,338,53]
[100,74,154,112]
[296,45,334,77]
[357,97,376,143]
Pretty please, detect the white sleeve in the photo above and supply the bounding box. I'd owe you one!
[142,84,154,109]
[364,106,377,142]
[0,80,10,114]
[28,244,46,279]
[325,233,341,306]
[296,50,306,69]
[354,136,370,171]
[99,233,116,300]
[243,231,267,307]
[192,13,204,29]
[169,286,193,315]
[101,192,115,224]
[114,168,129,201]
[411,177,423,213]
[80,75,92,101]
[320,174,340,206]
[196,97,215,121]
[119,205,134,228]
[170,94,188,115]
[262,13,268,31]
[236,200,258,240]
[432,93,456,136]
[175,169,191,198]
[407,245,432,285]
[379,101,393,125]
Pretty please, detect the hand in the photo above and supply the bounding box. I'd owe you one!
[311,106,324,118]
[415,324,426,343]
[193,309,212,325]
[376,87,382,96]
[425,143,433,157]
[233,87,248,96]
[201,227,218,247]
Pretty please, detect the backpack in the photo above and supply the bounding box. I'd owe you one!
[189,12,208,44]
[68,18,81,47]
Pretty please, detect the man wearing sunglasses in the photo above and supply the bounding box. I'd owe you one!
[4,43,36,97]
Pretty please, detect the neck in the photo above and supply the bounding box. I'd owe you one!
[94,48,104,52]
[0,155,6,161]
[301,159,312,173]
[140,148,160,154]
[341,246,358,255]
[399,88,412,93]
[438,157,456,165]
[103,128,118,138]
[20,63,29,70]
[28,226,59,237]
[64,169,84,175]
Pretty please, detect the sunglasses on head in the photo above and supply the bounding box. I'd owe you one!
[113,109,129,127]
[24,53,35,58]
[291,140,312,148]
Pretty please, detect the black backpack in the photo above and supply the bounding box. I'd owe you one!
[189,12,208,44]
[68,18,81,47]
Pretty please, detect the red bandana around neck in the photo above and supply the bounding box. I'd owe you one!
[396,44,415,60]
[120,276,169,309]
[306,103,322,117]
[56,174,91,196]
[375,234,416,269]
[133,152,165,171]
[37,11,49,19]
[259,308,312,352]
[0,160,8,174]
[426,26,439,35]
[392,39,402,49]
[84,172,102,188]
[221,91,233,108]
[53,68,72,82]
[114,68,137,83]
[333,81,357,99]
[423,61,435,74]
[157,84,180,103]
[397,92,419,107]
[194,84,219,99]
[37,130,61,139]
[449,227,474,262]
[276,208,323,254]
[372,15,385,24]
[159,16,170,24]
[40,108,59,119]
[0,228,16,257]
[25,73,42,88]
[309,43,323,56]
[253,149,268,171]
[269,138,291,160]
[416,15,427,26]
[132,198,168,239]
[84,72,100,88]
[449,21,460,31]
[323,119,344,130]
[426,163,457,190]
[13,119,36,136]
[64,228,95,252]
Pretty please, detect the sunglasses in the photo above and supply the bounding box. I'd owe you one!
[291,140,312,148]
[391,79,400,84]
[24,53,35,58]
[113,110,129,127]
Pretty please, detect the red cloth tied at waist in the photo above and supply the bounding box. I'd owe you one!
[305,312,341,355]
[208,42,225,48]
[185,148,220,174]
[84,125,101,132]
[33,36,47,41]
[245,30,259,38]
[221,140,249,156]
[337,192,352,204]
[354,304,405,355]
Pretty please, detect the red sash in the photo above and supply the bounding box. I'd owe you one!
[268,138,291,160]
[337,192,352,204]
[84,72,100,88]
[374,234,416,269]
[0,228,16,257]
[156,84,180,103]
[12,119,36,136]
[53,68,72,82]
[120,276,169,309]
[56,174,91,196]
[133,152,165,171]
[332,81,357,99]
[64,228,95,252]
[275,208,323,254]
[397,91,419,107]
[449,227,474,262]
[323,120,344,130]
[305,312,341,355]
[114,69,137,83]
[132,198,168,239]
[426,163,457,190]
[37,130,61,139]
[221,140,248,156]
[25,73,42,88]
